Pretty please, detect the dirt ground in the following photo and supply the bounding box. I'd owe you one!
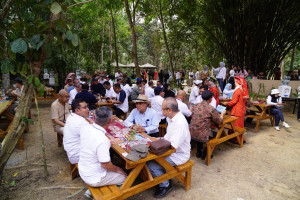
[0,101,299,200]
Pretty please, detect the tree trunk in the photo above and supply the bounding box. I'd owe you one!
[110,9,119,70]
[1,30,10,90]
[0,0,14,23]
[0,56,43,175]
[109,20,112,61]
[124,0,141,78]
[290,46,296,71]
[101,18,105,65]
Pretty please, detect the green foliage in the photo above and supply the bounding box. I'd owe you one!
[10,38,28,54]
[50,2,62,15]
[21,117,34,125]
[1,59,15,74]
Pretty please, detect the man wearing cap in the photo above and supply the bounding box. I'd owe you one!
[190,90,226,159]
[51,89,70,135]
[9,78,24,114]
[75,84,97,110]
[212,62,227,92]
[103,81,116,98]
[189,80,202,104]
[176,90,192,118]
[79,106,126,199]
[147,97,191,198]
[151,87,166,124]
[108,83,128,117]
[145,81,155,101]
[90,78,106,96]
[64,78,73,91]
[124,94,160,137]
[194,85,217,108]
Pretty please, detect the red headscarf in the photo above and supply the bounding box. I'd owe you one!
[234,76,249,98]
[65,73,75,84]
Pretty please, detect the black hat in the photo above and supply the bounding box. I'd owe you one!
[13,78,23,85]
[154,86,164,95]
[202,90,214,100]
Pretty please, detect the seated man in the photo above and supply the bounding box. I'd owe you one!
[79,106,126,198]
[103,81,116,98]
[194,85,217,108]
[64,98,90,164]
[151,87,166,124]
[190,90,225,159]
[188,80,202,104]
[75,84,97,110]
[176,90,192,118]
[90,78,106,96]
[50,89,70,135]
[69,81,81,105]
[147,97,191,198]
[109,84,128,117]
[124,94,160,137]
[121,79,132,101]
[9,78,24,114]
[145,81,155,101]
[131,80,144,100]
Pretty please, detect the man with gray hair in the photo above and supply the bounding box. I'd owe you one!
[79,106,126,198]
[147,97,191,198]
[69,81,81,104]
[50,89,70,134]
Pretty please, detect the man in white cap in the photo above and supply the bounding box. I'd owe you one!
[212,62,227,92]
[189,80,202,104]
[124,94,160,137]
[266,89,290,131]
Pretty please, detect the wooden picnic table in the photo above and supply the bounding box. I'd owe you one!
[95,102,114,108]
[0,97,24,149]
[245,103,274,132]
[282,97,299,114]
[88,129,194,199]
[206,115,245,165]
[37,88,59,101]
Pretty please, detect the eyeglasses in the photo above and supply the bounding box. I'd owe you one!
[162,107,170,111]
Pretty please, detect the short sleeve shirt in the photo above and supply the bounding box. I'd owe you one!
[51,99,70,129]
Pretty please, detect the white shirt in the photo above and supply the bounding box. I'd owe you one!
[194,95,217,108]
[213,66,227,79]
[115,90,128,113]
[122,84,132,98]
[105,87,116,98]
[99,79,105,84]
[229,69,235,77]
[188,71,194,79]
[150,95,165,120]
[164,112,191,165]
[63,112,89,164]
[176,72,181,79]
[176,99,192,117]
[115,72,121,79]
[108,80,114,87]
[195,71,200,79]
[79,123,111,186]
[267,95,282,106]
[69,88,78,104]
[145,87,155,101]
[189,86,199,103]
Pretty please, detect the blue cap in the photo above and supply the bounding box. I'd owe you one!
[154,86,164,95]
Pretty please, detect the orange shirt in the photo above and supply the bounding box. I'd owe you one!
[209,86,219,106]
[228,88,246,117]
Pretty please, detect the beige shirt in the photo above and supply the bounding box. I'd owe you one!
[51,99,70,129]
[15,85,24,102]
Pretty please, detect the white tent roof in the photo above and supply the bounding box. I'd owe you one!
[111,62,126,67]
[125,63,137,68]
[140,63,156,68]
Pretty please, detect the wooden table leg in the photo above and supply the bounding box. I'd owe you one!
[121,163,145,190]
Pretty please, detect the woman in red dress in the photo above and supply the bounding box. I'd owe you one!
[154,69,158,80]
[205,79,220,106]
[223,76,248,143]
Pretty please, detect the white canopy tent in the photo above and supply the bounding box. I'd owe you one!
[111,62,126,67]
[125,62,137,68]
[140,63,157,68]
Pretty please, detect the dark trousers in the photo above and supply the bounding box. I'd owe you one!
[113,107,125,118]
[196,131,217,157]
[217,78,224,92]
[149,132,159,137]
[270,107,284,126]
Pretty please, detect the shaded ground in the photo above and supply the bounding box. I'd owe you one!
[0,101,299,200]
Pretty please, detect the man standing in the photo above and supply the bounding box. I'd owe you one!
[147,97,191,198]
[115,69,122,80]
[151,87,166,124]
[175,70,181,86]
[79,106,126,198]
[131,80,144,100]
[51,89,70,135]
[69,82,81,105]
[145,81,155,101]
[212,62,227,92]
[90,78,106,96]
[158,70,164,83]
[124,94,160,137]
[195,69,200,80]
[176,90,192,118]
[63,98,90,164]
[109,84,128,117]
[188,69,194,86]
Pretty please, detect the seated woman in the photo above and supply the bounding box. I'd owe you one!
[163,83,175,98]
[223,83,234,98]
[267,89,290,131]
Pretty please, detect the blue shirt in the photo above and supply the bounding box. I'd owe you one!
[67,86,74,93]
[75,90,97,109]
[124,107,159,135]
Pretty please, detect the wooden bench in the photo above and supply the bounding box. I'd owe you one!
[87,160,194,200]
[159,124,167,137]
[71,163,79,180]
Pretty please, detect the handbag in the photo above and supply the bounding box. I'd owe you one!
[149,139,171,155]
